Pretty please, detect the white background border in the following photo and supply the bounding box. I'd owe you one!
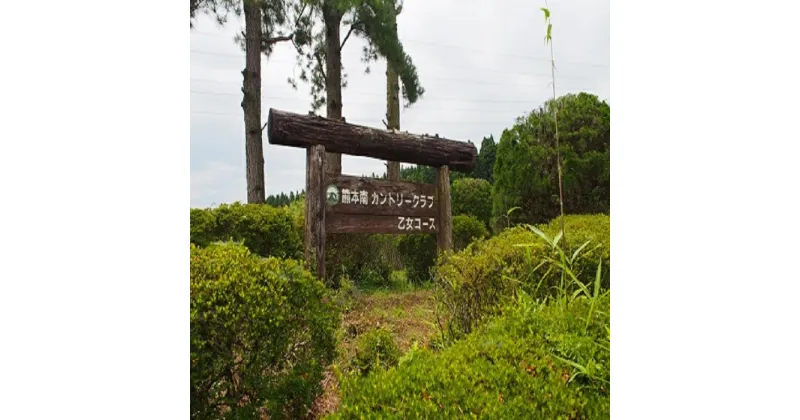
[1,0,799,418]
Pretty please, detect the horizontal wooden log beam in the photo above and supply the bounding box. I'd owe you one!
[267,108,477,172]
[324,175,438,217]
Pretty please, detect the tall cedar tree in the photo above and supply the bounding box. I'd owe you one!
[384,1,402,180]
[474,135,497,182]
[191,0,308,203]
[288,0,424,176]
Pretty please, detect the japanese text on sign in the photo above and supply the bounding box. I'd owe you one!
[397,217,436,231]
[339,189,434,208]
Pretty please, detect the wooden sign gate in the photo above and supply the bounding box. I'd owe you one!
[267,108,477,280]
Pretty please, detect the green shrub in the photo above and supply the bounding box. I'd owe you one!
[332,274,360,313]
[451,177,493,227]
[387,270,413,291]
[437,214,609,336]
[452,214,490,251]
[332,293,610,419]
[189,202,303,260]
[397,234,437,285]
[190,242,338,419]
[190,208,217,247]
[493,93,610,226]
[350,328,401,376]
[326,234,395,288]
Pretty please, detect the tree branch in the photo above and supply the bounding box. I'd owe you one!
[260,3,309,49]
[265,34,294,43]
[314,51,326,81]
[340,21,361,52]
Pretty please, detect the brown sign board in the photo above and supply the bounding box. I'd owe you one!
[265,109,458,281]
[325,175,438,234]
[328,214,438,234]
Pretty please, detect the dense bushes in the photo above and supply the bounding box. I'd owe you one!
[350,328,401,376]
[190,201,400,288]
[452,214,490,251]
[190,202,303,260]
[326,233,399,288]
[493,92,610,226]
[395,213,494,286]
[190,242,338,419]
[397,234,437,285]
[332,292,610,419]
[451,178,493,228]
[437,214,609,336]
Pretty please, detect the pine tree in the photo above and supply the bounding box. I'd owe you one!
[289,0,424,176]
[191,0,309,203]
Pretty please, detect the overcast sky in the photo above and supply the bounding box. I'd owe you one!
[190,0,609,208]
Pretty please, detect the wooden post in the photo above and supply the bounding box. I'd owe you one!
[305,145,326,280]
[437,165,452,252]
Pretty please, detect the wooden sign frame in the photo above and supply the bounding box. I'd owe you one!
[268,108,476,280]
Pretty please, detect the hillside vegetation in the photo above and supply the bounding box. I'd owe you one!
[189,93,611,419]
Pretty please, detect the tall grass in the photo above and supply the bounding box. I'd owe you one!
[515,223,610,383]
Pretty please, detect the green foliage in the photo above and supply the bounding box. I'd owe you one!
[452,214,490,251]
[472,135,497,182]
[350,328,401,376]
[189,202,303,260]
[397,234,437,285]
[493,93,610,226]
[400,163,472,185]
[190,0,295,55]
[190,207,218,248]
[266,189,304,206]
[437,214,609,336]
[387,270,413,291]
[331,292,610,419]
[332,274,360,312]
[451,178,493,228]
[289,0,424,112]
[351,0,424,107]
[400,164,436,184]
[190,242,339,419]
[326,233,397,288]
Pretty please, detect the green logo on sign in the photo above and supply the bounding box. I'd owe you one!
[326,185,339,205]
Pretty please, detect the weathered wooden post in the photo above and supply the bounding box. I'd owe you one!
[304,145,326,280]
[437,165,452,252]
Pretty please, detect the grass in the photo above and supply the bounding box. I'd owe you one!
[311,279,440,418]
[338,287,438,363]
[312,225,608,417]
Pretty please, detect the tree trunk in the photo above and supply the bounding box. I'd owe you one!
[243,0,265,203]
[386,59,401,181]
[323,3,343,176]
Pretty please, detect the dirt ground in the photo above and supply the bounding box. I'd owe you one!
[310,288,440,418]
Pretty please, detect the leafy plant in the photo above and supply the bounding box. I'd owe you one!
[331,290,610,418]
[326,233,396,288]
[492,93,610,227]
[350,328,401,376]
[189,202,303,260]
[451,178,493,228]
[436,214,609,337]
[190,242,339,419]
[397,234,437,285]
[541,3,566,245]
[452,214,490,251]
